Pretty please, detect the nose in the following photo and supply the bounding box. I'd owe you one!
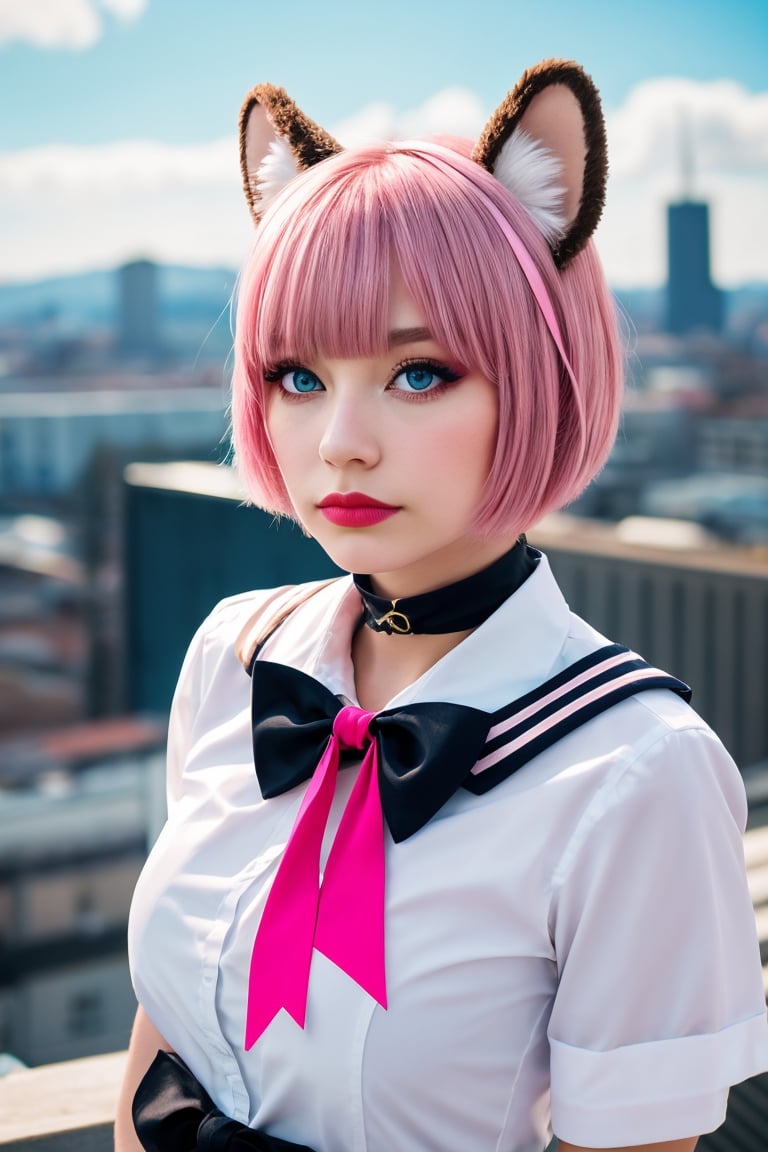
[318,385,381,469]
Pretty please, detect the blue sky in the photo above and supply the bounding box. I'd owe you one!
[1,0,766,284]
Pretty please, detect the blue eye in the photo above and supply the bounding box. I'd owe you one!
[391,361,461,394]
[283,367,323,394]
[400,366,437,391]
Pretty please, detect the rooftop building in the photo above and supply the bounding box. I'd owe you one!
[666,200,723,336]
[0,716,166,1067]
[117,260,159,359]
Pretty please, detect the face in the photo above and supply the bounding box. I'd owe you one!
[264,271,517,598]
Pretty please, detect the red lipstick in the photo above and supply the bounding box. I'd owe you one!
[317,492,400,528]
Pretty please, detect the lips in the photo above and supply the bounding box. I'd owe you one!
[317,492,400,528]
[318,492,397,510]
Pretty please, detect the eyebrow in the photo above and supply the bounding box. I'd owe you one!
[387,326,433,347]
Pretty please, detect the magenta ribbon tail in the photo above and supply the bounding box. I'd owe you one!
[244,735,340,1050]
[314,741,388,1008]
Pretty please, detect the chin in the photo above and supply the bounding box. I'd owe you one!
[312,536,395,576]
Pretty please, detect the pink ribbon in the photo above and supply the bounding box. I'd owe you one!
[245,705,386,1049]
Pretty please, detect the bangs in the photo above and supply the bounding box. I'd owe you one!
[237,143,541,381]
[247,162,395,369]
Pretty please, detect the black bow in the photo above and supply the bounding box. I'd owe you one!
[133,1050,317,1152]
[250,660,492,842]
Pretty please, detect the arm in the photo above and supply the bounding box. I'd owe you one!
[548,726,765,1146]
[114,1006,174,1152]
[559,1141,697,1152]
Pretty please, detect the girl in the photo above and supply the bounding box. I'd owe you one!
[117,60,768,1152]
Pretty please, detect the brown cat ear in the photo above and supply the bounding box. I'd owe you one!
[238,84,342,225]
[472,59,608,268]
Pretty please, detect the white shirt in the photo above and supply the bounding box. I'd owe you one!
[128,555,768,1151]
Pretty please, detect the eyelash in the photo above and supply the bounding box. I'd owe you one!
[263,358,463,401]
[263,361,304,385]
[262,361,317,402]
[389,358,463,401]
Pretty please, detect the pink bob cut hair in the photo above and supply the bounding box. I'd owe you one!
[231,138,623,537]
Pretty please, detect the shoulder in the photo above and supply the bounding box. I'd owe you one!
[561,604,705,744]
[202,583,297,644]
[170,581,315,706]
[166,584,295,714]
[543,609,747,839]
[190,577,342,667]
[548,683,747,895]
[166,577,344,748]
[178,584,292,677]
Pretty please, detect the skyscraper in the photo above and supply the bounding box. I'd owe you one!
[665,199,723,336]
[117,258,159,357]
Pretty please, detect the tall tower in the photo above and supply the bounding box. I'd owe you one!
[665,114,723,336]
[118,259,160,358]
[666,202,723,335]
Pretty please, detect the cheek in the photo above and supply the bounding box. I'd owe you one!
[428,394,498,478]
[263,398,281,461]
[265,406,307,477]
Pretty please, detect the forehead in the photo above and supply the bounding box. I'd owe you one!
[386,267,431,340]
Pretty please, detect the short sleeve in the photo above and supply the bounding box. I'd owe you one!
[547,722,768,1146]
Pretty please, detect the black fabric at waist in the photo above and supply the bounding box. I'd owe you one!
[133,1050,317,1152]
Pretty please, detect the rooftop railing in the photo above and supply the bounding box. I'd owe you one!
[0,1049,125,1152]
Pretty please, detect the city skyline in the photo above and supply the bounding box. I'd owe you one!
[0,0,766,286]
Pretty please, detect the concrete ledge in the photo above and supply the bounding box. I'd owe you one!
[0,1050,126,1152]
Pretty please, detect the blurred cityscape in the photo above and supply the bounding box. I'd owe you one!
[1,186,768,1077]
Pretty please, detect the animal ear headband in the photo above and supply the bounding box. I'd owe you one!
[238,58,607,270]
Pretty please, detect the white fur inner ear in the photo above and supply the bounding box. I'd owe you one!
[253,136,301,213]
[492,129,567,244]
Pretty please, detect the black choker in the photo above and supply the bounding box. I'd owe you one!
[353,539,539,636]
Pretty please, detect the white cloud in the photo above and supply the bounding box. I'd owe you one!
[0,78,765,286]
[329,103,400,147]
[101,0,146,17]
[0,0,147,50]
[0,137,250,281]
[0,138,237,192]
[332,88,486,147]
[600,76,768,286]
[607,77,768,179]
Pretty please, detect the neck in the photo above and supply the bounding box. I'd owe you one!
[354,535,535,639]
[365,534,520,602]
[350,536,539,709]
[351,623,473,713]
